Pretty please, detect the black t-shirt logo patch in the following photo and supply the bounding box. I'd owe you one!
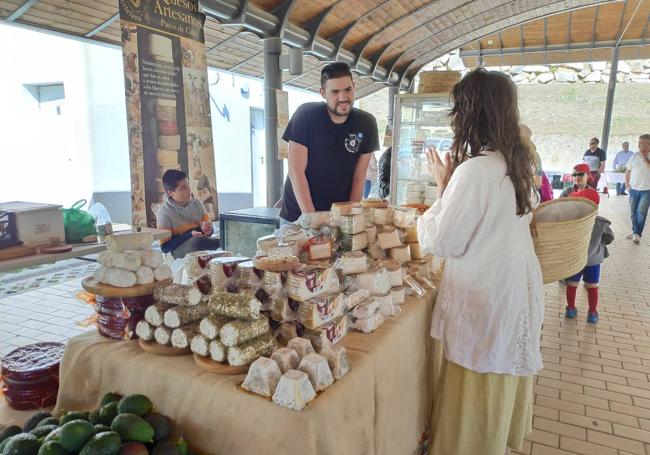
[345,132,363,154]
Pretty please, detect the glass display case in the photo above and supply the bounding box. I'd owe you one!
[390,93,454,207]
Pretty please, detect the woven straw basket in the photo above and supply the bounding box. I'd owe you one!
[531,198,598,284]
[418,71,461,94]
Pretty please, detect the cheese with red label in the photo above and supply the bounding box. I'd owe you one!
[287,266,340,302]
[208,256,249,289]
[298,293,344,329]
[303,316,348,351]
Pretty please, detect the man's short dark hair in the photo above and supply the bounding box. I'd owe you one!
[163,169,187,192]
[320,62,353,88]
[590,137,600,145]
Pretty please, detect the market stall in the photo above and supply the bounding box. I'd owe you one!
[53,291,435,455]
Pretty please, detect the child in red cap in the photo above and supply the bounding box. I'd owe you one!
[561,164,615,323]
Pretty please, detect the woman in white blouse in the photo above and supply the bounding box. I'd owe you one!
[418,68,544,455]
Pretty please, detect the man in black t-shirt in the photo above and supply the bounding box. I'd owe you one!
[280,62,380,222]
[583,137,607,190]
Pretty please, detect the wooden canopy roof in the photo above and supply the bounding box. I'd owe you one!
[0,0,640,97]
[460,0,650,68]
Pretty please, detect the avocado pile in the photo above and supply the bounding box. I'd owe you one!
[0,393,193,455]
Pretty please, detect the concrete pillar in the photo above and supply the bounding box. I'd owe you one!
[601,46,620,153]
[263,37,284,208]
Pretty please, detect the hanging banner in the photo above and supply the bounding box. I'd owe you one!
[119,0,218,227]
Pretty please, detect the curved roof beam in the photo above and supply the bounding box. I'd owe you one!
[302,0,347,50]
[396,0,610,87]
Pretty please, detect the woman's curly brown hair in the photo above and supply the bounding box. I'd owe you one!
[449,68,536,216]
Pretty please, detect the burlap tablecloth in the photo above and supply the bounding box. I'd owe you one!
[54,292,436,455]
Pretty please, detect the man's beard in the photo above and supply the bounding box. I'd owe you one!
[328,102,351,117]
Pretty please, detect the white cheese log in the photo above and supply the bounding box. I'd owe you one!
[272,370,316,411]
[226,332,277,367]
[199,314,231,340]
[154,283,203,306]
[220,318,270,347]
[97,251,142,272]
[154,264,172,281]
[145,303,171,327]
[171,323,200,349]
[135,266,154,285]
[298,353,334,392]
[93,266,137,288]
[209,339,227,362]
[135,320,154,341]
[128,250,164,269]
[190,334,210,357]
[241,357,282,397]
[164,303,210,328]
[105,233,153,252]
[154,325,172,345]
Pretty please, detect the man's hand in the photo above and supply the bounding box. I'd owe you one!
[201,221,213,236]
[191,230,206,238]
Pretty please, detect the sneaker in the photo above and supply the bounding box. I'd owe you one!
[626,233,634,240]
[587,311,599,323]
[565,307,577,319]
[621,192,628,196]
[633,234,641,244]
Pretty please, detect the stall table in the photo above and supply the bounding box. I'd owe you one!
[53,292,436,455]
[0,225,169,273]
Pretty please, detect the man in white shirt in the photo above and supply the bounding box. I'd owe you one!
[625,134,650,244]
[612,141,635,195]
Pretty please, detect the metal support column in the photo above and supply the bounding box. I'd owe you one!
[263,37,285,208]
[601,46,620,153]
[387,86,398,124]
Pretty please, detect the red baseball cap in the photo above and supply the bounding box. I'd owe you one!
[570,187,600,205]
[573,163,593,181]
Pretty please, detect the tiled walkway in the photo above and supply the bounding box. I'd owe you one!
[515,195,650,455]
[0,195,649,453]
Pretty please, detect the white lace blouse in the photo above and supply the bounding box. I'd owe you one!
[417,151,544,376]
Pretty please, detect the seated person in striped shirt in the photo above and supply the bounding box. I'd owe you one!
[156,170,220,259]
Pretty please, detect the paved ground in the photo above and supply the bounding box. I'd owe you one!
[0,195,649,453]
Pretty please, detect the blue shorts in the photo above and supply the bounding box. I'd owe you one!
[567,264,600,284]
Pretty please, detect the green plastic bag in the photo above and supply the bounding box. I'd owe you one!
[61,199,97,243]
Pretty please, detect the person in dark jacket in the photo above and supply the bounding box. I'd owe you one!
[564,184,614,323]
[378,146,392,199]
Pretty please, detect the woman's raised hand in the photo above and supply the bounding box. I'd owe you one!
[426,146,453,197]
